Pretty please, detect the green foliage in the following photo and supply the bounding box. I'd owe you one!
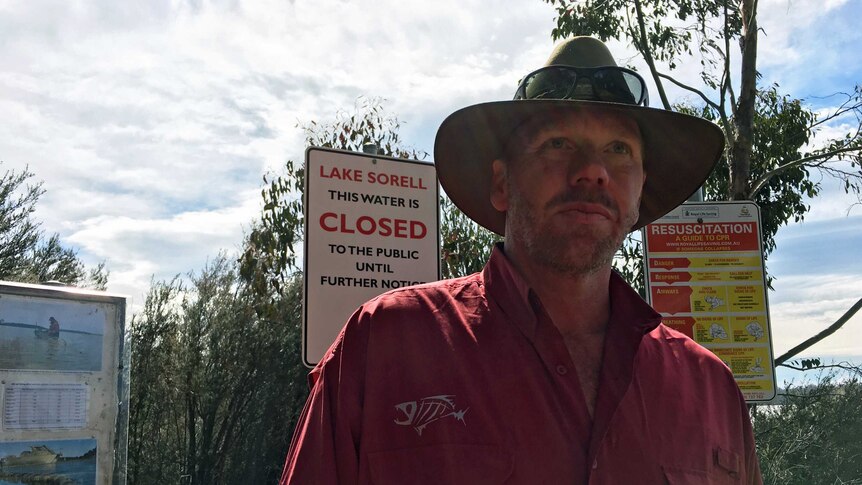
[0,162,108,289]
[239,97,429,301]
[612,233,646,298]
[240,163,304,301]
[127,257,307,485]
[695,85,821,257]
[298,99,425,159]
[440,196,499,279]
[753,366,862,484]
[789,357,822,371]
[0,164,41,276]
[222,276,308,484]
[547,0,731,72]
[128,277,185,483]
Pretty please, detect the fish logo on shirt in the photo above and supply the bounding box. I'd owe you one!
[394,395,468,436]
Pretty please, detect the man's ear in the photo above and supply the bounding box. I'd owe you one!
[490,159,509,212]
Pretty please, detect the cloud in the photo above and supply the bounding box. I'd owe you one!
[768,216,862,360]
[758,0,860,96]
[769,274,862,358]
[1,0,860,364]
[769,215,862,275]
[0,0,563,302]
[65,188,261,301]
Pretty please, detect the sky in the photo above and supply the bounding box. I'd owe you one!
[1,0,860,381]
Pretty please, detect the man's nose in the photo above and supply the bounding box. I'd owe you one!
[567,151,610,187]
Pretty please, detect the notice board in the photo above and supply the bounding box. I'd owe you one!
[644,202,776,401]
[303,147,439,367]
[0,282,130,484]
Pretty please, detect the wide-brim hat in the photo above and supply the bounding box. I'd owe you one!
[434,37,724,235]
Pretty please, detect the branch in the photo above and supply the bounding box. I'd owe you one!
[749,146,862,197]
[807,99,862,132]
[777,362,861,372]
[774,296,862,367]
[633,0,671,109]
[656,72,720,111]
[818,104,862,125]
[779,391,846,399]
[656,72,732,134]
[818,163,862,182]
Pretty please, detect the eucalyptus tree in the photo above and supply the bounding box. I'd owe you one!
[544,0,862,356]
[545,0,860,205]
[0,161,108,288]
[128,257,306,485]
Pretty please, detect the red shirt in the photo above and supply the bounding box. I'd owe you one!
[282,246,761,484]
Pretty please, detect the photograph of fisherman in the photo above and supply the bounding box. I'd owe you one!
[0,297,105,372]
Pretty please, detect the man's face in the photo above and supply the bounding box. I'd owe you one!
[490,106,646,276]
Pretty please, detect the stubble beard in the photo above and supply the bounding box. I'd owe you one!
[507,187,638,277]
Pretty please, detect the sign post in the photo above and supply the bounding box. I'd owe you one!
[644,202,776,402]
[303,147,439,367]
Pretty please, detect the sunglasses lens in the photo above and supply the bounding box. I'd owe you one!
[592,69,646,105]
[523,68,579,100]
[515,66,648,106]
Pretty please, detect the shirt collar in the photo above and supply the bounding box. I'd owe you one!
[482,243,539,339]
[482,242,661,339]
[607,268,662,335]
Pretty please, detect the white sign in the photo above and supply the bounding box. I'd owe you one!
[3,383,89,430]
[303,147,439,367]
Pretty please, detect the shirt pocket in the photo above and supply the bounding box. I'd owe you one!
[367,443,513,485]
[662,446,742,485]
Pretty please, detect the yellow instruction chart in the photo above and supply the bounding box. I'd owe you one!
[644,202,776,402]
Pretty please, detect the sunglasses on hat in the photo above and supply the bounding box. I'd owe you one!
[513,65,649,107]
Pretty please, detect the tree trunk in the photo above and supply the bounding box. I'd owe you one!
[186,392,198,485]
[729,0,758,200]
[185,375,197,484]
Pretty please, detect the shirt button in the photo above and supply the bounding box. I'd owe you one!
[593,459,598,469]
[556,365,568,375]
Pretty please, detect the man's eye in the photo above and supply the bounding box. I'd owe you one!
[547,138,567,149]
[609,141,631,154]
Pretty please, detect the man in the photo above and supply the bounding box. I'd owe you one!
[48,317,61,337]
[282,37,761,484]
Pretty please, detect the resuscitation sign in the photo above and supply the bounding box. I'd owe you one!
[644,202,776,401]
[303,147,439,367]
